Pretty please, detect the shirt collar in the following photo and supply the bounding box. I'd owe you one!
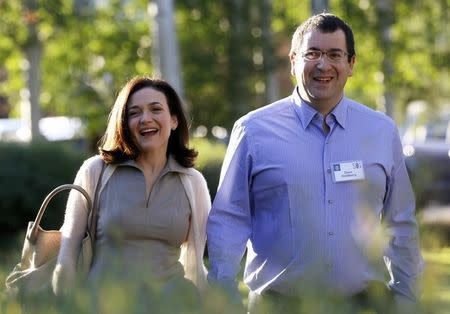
[330,97,348,129]
[166,155,192,175]
[118,155,191,175]
[291,87,348,130]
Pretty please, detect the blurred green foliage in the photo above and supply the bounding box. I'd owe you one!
[0,0,152,138]
[192,137,226,199]
[0,242,450,313]
[0,0,448,142]
[0,141,88,234]
[0,136,224,236]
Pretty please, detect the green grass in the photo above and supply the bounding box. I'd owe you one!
[1,230,450,313]
[420,248,450,313]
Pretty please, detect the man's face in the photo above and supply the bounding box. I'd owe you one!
[290,29,355,114]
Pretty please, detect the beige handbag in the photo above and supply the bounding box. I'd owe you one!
[5,183,98,295]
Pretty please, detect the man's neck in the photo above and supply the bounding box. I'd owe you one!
[297,88,343,116]
[301,99,335,117]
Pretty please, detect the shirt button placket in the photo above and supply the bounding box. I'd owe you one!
[323,128,334,276]
[326,262,333,271]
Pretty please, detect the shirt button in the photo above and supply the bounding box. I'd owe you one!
[328,199,333,204]
[326,263,333,270]
[328,232,334,236]
[327,168,331,173]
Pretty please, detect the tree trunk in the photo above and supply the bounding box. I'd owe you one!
[261,0,279,103]
[311,0,329,14]
[227,0,251,120]
[376,0,395,118]
[23,0,42,141]
[149,0,184,101]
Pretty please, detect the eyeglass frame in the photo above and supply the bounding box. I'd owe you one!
[298,49,351,63]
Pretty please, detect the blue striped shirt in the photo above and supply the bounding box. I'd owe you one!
[207,89,424,300]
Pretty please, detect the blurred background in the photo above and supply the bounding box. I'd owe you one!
[0,0,449,312]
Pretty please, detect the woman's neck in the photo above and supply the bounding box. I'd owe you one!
[136,151,168,198]
[136,151,168,176]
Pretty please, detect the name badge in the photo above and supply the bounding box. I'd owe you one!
[331,160,365,182]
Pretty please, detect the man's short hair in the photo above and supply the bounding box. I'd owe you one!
[290,13,355,62]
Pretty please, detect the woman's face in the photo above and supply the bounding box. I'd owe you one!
[127,87,178,157]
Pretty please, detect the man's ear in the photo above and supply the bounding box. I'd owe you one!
[289,53,297,76]
[348,54,356,76]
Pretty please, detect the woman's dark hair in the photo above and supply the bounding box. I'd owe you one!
[99,76,197,167]
[290,13,355,62]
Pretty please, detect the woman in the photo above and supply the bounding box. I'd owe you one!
[52,76,210,309]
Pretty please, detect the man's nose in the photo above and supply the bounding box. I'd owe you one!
[316,55,332,69]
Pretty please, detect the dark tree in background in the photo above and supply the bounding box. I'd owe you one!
[312,0,329,14]
[375,0,395,118]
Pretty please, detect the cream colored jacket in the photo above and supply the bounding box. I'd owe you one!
[52,155,211,294]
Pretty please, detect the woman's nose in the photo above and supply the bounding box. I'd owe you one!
[140,110,153,123]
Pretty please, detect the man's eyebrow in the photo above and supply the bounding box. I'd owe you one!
[306,47,344,51]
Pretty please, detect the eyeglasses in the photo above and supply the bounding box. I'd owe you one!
[300,49,349,63]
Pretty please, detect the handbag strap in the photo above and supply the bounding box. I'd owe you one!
[27,184,92,244]
[87,161,106,247]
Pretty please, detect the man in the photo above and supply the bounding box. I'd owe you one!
[207,13,423,312]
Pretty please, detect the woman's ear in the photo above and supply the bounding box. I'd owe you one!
[171,116,178,131]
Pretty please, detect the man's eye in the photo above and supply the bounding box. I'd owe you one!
[305,51,320,59]
[329,52,342,59]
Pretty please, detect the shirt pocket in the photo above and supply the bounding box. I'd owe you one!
[250,183,293,261]
[357,161,388,215]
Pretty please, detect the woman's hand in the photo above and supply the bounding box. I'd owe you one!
[52,263,76,296]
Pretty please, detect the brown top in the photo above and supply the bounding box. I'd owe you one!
[89,157,191,283]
